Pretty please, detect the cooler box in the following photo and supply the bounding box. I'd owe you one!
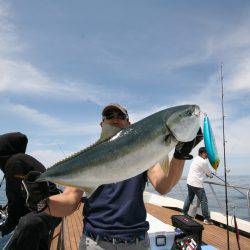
[147,213,175,250]
[171,215,204,245]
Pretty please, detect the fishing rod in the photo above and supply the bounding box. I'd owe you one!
[0,175,5,189]
[221,63,230,250]
[0,176,7,221]
[211,173,246,197]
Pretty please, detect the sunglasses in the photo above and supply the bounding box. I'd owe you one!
[104,112,127,120]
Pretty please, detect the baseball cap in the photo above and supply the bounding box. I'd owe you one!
[102,103,129,120]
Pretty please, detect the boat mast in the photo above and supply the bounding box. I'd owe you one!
[220,62,230,249]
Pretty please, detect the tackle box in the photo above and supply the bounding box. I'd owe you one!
[171,215,204,246]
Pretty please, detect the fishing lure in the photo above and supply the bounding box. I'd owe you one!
[203,115,220,170]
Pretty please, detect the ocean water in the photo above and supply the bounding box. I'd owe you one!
[0,175,249,248]
[0,185,11,249]
[145,175,250,221]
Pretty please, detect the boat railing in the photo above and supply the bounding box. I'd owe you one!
[179,178,250,221]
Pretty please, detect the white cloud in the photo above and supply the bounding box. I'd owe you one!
[226,116,250,156]
[0,1,23,54]
[0,1,131,105]
[206,21,250,54]
[161,49,212,72]
[204,21,250,93]
[161,18,250,96]
[0,101,99,135]
[0,59,53,93]
[7,102,61,127]
[130,105,166,123]
[30,149,67,168]
[227,58,250,92]
[0,58,126,105]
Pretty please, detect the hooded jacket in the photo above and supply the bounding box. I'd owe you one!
[0,132,28,173]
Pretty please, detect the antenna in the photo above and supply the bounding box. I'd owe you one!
[221,62,230,249]
[58,144,66,157]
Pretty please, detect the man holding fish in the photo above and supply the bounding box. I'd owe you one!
[23,103,203,249]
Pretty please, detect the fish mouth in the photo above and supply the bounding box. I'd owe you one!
[166,105,201,142]
[193,105,200,117]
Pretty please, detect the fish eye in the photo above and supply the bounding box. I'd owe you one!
[185,110,193,116]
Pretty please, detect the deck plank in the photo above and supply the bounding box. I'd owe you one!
[75,206,83,236]
[64,216,72,250]
[69,209,81,250]
[67,216,77,250]
[67,215,77,250]
[50,222,62,250]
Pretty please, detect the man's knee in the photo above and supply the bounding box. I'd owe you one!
[201,197,208,204]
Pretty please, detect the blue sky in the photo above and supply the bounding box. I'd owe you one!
[0,0,250,176]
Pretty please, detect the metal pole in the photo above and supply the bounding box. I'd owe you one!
[247,190,250,221]
[221,63,230,249]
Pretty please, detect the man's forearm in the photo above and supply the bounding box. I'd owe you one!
[168,157,185,188]
[44,188,83,217]
[148,158,185,195]
[159,158,185,194]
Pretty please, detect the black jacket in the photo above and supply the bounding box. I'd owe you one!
[0,132,46,213]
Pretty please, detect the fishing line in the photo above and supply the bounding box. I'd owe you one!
[212,173,246,197]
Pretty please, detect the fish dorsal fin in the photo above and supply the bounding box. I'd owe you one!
[52,135,112,168]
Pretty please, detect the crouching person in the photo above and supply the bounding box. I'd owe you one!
[5,171,61,250]
[0,132,45,235]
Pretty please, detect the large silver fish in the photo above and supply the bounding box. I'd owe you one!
[37,105,200,190]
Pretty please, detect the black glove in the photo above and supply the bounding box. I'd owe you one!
[22,171,60,212]
[174,128,203,160]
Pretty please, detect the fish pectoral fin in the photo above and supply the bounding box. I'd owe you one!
[164,134,171,142]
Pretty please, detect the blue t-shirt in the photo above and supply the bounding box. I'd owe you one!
[83,172,149,240]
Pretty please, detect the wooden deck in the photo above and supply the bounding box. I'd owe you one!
[50,205,83,250]
[145,203,250,250]
[50,203,250,250]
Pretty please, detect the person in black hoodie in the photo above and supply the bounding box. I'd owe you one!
[0,132,61,250]
[0,132,46,235]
